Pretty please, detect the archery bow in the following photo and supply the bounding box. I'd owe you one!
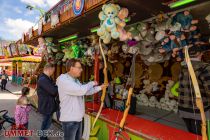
[92,38,108,129]
[184,46,207,140]
[115,52,137,140]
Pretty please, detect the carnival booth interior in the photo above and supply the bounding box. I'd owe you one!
[16,0,210,140]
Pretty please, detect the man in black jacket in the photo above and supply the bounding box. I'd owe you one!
[37,64,58,140]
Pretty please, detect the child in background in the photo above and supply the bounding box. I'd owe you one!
[14,87,31,140]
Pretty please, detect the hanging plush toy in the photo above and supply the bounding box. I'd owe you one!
[36,37,46,56]
[62,46,73,62]
[97,4,126,44]
[172,11,198,31]
[206,13,210,29]
[206,13,210,43]
[117,8,132,41]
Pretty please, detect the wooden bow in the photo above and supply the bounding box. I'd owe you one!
[184,46,207,140]
[92,38,108,129]
[115,53,137,140]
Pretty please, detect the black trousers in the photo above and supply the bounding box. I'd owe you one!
[183,118,202,135]
[1,80,7,90]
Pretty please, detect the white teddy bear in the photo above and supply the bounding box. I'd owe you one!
[97,4,125,44]
[136,93,149,106]
[149,96,158,107]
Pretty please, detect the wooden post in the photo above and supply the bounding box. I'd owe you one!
[12,61,17,84]
[17,61,22,85]
[94,53,99,103]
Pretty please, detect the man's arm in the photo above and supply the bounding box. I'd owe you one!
[85,86,102,96]
[57,78,96,96]
[38,77,58,97]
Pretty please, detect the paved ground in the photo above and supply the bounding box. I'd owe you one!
[0,90,62,140]
[6,82,22,95]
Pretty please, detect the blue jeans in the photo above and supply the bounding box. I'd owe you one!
[19,123,28,140]
[40,114,52,140]
[62,121,82,140]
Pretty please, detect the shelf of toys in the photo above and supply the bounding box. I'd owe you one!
[16,0,210,140]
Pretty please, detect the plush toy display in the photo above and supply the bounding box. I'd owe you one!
[97,4,128,44]
[171,81,179,97]
[139,80,152,95]
[107,43,120,63]
[206,13,210,29]
[171,11,198,31]
[55,52,64,65]
[45,37,58,54]
[165,80,175,98]
[136,93,149,106]
[35,37,46,56]
[206,13,210,43]
[62,46,74,62]
[148,96,158,107]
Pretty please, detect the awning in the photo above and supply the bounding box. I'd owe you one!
[0,62,12,66]
[0,56,41,63]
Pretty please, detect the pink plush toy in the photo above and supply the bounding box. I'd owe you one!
[117,8,131,41]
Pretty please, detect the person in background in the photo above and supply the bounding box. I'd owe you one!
[99,61,113,108]
[14,87,31,140]
[178,45,210,135]
[1,70,9,91]
[56,59,107,140]
[37,64,58,140]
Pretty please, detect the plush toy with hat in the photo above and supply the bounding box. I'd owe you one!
[97,4,126,44]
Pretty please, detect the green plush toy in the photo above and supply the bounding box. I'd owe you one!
[170,82,179,97]
[62,46,73,62]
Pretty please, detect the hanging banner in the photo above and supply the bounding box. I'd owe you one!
[22,33,25,43]
[0,46,4,57]
[19,44,28,56]
[38,18,43,35]
[7,46,12,57]
[29,27,33,39]
[9,43,19,57]
[3,46,9,58]
[51,13,60,28]
[73,0,84,16]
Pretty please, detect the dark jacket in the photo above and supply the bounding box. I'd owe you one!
[37,73,58,115]
[179,61,210,117]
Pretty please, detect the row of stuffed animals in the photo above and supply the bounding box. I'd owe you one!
[37,36,99,66]
[97,3,210,64]
[136,80,178,113]
[35,3,210,67]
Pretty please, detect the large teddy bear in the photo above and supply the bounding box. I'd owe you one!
[97,4,125,44]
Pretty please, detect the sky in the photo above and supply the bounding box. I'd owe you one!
[0,0,60,41]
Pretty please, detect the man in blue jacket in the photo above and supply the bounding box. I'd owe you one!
[37,63,58,140]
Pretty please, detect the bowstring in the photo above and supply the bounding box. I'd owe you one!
[188,72,199,140]
[111,61,132,140]
[186,46,199,140]
[111,53,137,140]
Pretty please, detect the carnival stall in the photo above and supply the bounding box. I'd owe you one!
[15,0,210,140]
